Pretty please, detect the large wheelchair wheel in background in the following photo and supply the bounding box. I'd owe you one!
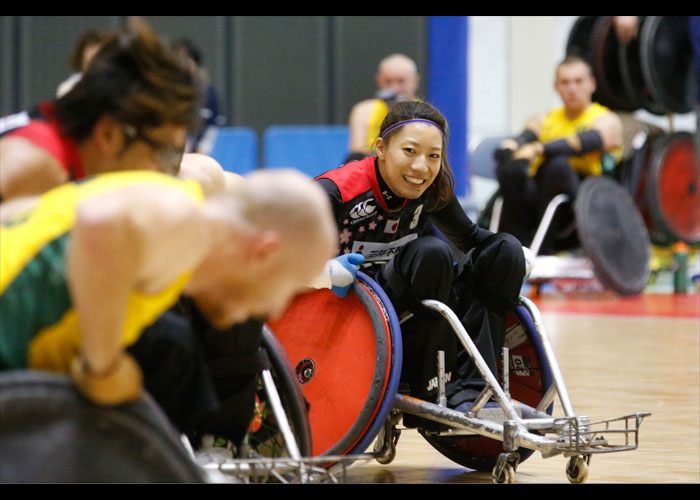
[565,16,598,63]
[0,370,206,483]
[640,132,700,246]
[266,272,402,464]
[575,175,651,296]
[640,16,698,115]
[617,17,668,116]
[590,16,640,112]
[565,16,633,111]
[244,326,313,462]
[419,305,554,472]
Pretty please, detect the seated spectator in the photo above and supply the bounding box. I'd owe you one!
[494,54,623,253]
[346,53,420,161]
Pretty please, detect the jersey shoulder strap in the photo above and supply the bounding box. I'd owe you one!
[316,156,376,204]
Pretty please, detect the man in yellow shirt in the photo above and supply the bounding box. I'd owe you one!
[494,54,624,253]
[0,169,337,422]
[347,54,421,160]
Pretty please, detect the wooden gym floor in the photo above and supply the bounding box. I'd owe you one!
[340,281,700,484]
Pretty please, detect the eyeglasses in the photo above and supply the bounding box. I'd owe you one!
[121,124,185,175]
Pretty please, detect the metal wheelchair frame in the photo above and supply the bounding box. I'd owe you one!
[194,291,650,484]
[382,296,650,483]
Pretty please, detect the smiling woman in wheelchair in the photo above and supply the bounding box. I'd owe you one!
[311,100,530,422]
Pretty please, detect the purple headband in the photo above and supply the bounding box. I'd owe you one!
[380,118,444,139]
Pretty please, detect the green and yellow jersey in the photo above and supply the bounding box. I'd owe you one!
[0,171,204,373]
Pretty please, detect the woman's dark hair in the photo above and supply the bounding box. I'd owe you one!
[171,38,202,67]
[55,17,202,143]
[378,99,455,211]
[69,30,112,71]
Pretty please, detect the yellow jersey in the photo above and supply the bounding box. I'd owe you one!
[530,102,623,177]
[0,171,204,372]
[364,99,390,151]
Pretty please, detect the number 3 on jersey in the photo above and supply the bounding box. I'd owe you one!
[409,204,423,229]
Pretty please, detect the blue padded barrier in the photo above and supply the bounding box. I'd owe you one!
[263,125,350,178]
[207,127,259,175]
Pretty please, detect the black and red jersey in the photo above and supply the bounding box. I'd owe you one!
[316,156,492,267]
[0,101,84,180]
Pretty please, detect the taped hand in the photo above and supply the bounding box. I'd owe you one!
[329,253,365,298]
[71,352,143,406]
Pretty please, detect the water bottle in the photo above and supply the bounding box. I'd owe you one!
[672,242,689,294]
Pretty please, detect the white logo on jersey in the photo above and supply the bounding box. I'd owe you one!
[350,199,376,220]
[0,111,30,135]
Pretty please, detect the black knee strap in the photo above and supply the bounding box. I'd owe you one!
[207,349,270,380]
[470,233,525,314]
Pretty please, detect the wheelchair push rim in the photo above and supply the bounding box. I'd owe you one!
[266,272,402,463]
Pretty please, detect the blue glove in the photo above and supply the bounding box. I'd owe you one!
[329,253,365,298]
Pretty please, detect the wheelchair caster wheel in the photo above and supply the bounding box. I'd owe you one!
[492,452,518,483]
[374,417,401,465]
[374,440,397,465]
[492,463,516,484]
[566,455,590,483]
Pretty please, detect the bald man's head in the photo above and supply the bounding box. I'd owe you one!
[178,153,226,197]
[191,168,338,327]
[376,53,420,99]
[238,168,338,255]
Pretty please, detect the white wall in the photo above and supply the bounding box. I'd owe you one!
[509,16,560,134]
[468,16,509,141]
[469,16,574,142]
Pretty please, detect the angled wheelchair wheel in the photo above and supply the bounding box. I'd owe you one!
[266,272,402,464]
[640,16,697,115]
[0,370,206,483]
[576,175,652,295]
[419,305,553,472]
[243,326,313,462]
[617,17,668,116]
[565,16,598,63]
[644,132,700,246]
[590,16,639,111]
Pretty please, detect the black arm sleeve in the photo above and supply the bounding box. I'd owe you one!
[543,130,604,158]
[429,195,493,253]
[513,129,539,147]
[494,129,540,165]
[316,178,343,223]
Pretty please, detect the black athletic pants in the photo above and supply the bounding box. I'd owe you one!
[171,298,268,451]
[127,311,221,436]
[128,302,267,451]
[372,232,525,408]
[496,156,583,253]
